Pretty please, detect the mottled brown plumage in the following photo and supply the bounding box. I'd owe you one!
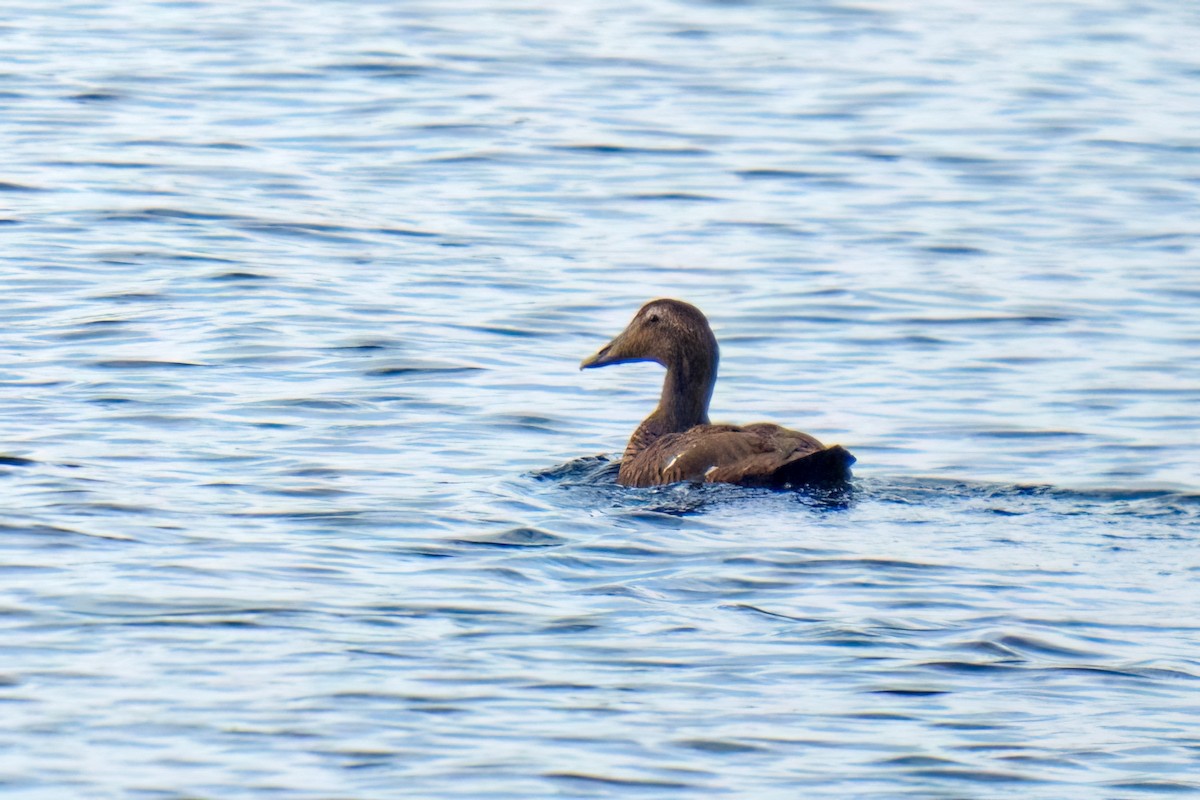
[581,299,854,488]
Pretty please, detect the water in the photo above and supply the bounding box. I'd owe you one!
[2,0,1199,796]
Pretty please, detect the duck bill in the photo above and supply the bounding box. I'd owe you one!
[580,339,619,369]
[580,329,636,370]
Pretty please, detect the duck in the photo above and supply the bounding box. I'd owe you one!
[581,299,855,488]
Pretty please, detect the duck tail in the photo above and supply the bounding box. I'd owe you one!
[770,445,855,488]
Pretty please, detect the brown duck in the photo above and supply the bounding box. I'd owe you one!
[581,299,855,488]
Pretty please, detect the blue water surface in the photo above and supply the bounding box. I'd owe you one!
[2,0,1199,797]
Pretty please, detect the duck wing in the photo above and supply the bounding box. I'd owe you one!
[619,423,854,488]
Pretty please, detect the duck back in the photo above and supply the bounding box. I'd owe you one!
[618,422,854,488]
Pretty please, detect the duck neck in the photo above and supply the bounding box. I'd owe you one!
[655,355,714,432]
[625,350,717,458]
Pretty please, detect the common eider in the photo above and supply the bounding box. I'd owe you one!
[581,299,854,488]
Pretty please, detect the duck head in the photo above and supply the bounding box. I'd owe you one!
[581,298,720,433]
[582,298,721,435]
[581,298,719,371]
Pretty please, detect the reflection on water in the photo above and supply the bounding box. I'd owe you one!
[2,0,1199,796]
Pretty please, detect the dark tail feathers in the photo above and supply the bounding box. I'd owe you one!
[770,445,855,488]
